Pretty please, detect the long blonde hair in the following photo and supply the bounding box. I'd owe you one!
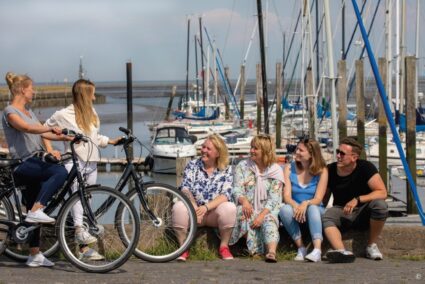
[5,72,32,98]
[251,134,277,168]
[72,79,99,134]
[205,134,229,171]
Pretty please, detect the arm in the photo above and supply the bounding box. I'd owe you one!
[6,113,60,135]
[344,173,387,215]
[282,165,297,207]
[309,167,328,205]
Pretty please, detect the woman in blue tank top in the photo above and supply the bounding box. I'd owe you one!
[278,138,328,262]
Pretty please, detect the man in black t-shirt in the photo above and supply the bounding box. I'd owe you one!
[322,137,388,263]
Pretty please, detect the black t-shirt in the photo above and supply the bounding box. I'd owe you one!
[327,160,378,207]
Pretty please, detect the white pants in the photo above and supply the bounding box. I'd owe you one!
[65,160,98,227]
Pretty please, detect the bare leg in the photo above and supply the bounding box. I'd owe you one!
[294,238,304,249]
[30,202,44,212]
[266,242,277,254]
[174,228,188,247]
[324,226,345,250]
[312,239,322,250]
[29,247,40,256]
[219,228,233,248]
[368,219,385,245]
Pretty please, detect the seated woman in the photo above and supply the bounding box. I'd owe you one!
[229,134,284,263]
[278,138,328,262]
[2,72,69,267]
[172,134,236,261]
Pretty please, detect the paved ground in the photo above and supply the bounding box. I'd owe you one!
[0,256,424,283]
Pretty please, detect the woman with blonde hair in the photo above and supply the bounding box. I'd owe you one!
[279,138,328,262]
[45,79,121,261]
[172,134,236,261]
[229,134,284,262]
[2,72,69,267]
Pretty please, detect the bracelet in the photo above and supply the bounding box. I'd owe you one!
[204,204,209,212]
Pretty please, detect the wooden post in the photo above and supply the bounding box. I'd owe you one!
[306,67,316,140]
[240,65,245,124]
[256,63,262,134]
[176,157,192,187]
[355,60,366,160]
[405,56,418,214]
[378,58,388,189]
[337,60,347,140]
[224,66,230,120]
[276,62,282,148]
[165,86,177,121]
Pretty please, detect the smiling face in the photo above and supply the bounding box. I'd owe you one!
[336,143,358,168]
[201,138,220,167]
[294,142,311,164]
[250,141,264,166]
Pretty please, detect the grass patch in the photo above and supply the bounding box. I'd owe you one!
[399,255,425,261]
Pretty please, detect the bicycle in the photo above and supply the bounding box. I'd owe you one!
[113,127,197,262]
[0,130,140,273]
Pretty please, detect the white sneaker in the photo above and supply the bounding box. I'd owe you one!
[26,252,55,267]
[25,209,55,224]
[305,249,322,262]
[294,247,307,261]
[366,243,383,260]
[75,228,97,245]
[78,248,105,261]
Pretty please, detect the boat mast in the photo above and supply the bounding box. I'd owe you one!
[199,16,206,107]
[415,0,420,108]
[194,34,200,109]
[395,0,400,118]
[185,17,191,106]
[323,0,338,159]
[256,0,269,134]
[385,0,393,113]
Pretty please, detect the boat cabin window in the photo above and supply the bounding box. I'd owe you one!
[154,127,192,145]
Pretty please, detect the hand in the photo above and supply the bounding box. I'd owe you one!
[195,205,208,223]
[50,127,62,135]
[343,198,358,215]
[109,136,124,145]
[48,150,61,160]
[242,200,253,220]
[293,202,308,223]
[251,213,265,229]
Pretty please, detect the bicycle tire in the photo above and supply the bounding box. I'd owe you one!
[0,196,14,255]
[57,186,140,273]
[116,183,197,262]
[1,196,59,262]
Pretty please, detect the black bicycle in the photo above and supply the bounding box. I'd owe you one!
[113,127,197,262]
[0,131,140,273]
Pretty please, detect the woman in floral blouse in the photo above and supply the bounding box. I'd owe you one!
[229,134,284,262]
[172,134,236,261]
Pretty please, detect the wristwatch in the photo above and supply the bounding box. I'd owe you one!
[355,196,361,204]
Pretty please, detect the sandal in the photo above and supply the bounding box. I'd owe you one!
[265,252,277,263]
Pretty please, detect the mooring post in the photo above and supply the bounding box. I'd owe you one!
[378,58,388,189]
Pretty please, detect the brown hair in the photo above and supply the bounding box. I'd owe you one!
[340,137,363,156]
[72,79,99,134]
[205,134,229,171]
[296,138,326,175]
[251,134,277,168]
[5,72,32,98]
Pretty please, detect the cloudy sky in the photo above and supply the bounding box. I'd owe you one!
[0,0,423,83]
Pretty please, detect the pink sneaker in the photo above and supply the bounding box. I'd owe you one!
[177,250,189,262]
[219,246,234,260]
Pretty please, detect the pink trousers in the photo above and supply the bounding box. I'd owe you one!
[172,201,236,230]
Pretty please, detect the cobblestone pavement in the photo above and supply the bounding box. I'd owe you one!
[0,256,424,283]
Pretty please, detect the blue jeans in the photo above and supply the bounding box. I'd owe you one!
[14,157,67,248]
[279,203,325,241]
[14,157,68,206]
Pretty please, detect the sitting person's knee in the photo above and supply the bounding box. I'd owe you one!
[368,199,388,220]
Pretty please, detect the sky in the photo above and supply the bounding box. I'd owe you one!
[0,0,423,84]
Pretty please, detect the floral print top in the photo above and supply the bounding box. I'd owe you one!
[233,159,283,216]
[180,158,233,206]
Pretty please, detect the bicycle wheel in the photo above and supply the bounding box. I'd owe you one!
[1,195,59,262]
[117,183,197,262]
[57,186,140,273]
[0,196,14,255]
